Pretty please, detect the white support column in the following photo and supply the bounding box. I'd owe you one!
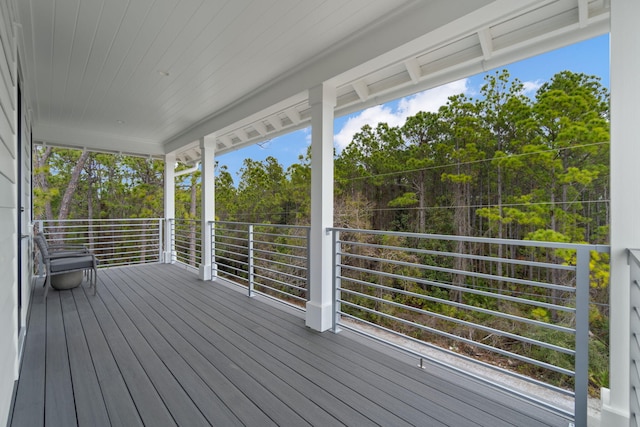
[199,136,216,281]
[602,3,640,425]
[163,152,176,264]
[306,83,336,332]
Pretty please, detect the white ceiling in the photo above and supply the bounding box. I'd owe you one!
[16,0,609,163]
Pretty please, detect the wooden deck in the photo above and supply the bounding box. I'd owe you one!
[10,264,571,426]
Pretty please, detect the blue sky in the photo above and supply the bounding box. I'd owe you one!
[218,34,609,184]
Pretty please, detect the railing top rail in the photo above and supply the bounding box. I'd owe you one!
[38,218,163,223]
[211,220,310,230]
[329,227,610,252]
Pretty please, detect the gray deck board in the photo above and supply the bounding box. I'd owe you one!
[10,291,45,427]
[10,263,573,427]
[197,273,562,427]
[108,268,329,426]
[165,271,506,426]
[70,287,143,427]
[99,272,245,427]
[45,292,77,426]
[154,266,558,427]
[59,291,111,427]
[78,282,177,427]
[134,267,444,427]
[91,277,211,427]
[112,267,410,427]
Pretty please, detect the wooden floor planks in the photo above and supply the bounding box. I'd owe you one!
[10,263,572,427]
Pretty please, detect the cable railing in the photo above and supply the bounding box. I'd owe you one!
[329,227,608,425]
[171,219,202,269]
[36,219,163,267]
[34,217,610,425]
[630,249,640,427]
[212,221,310,308]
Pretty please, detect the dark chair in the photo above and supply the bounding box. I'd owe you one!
[34,233,98,300]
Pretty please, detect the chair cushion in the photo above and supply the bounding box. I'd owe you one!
[50,255,95,273]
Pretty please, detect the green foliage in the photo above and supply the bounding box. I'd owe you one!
[331,69,610,396]
[388,192,418,208]
[33,148,164,221]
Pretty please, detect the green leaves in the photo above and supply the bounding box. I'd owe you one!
[388,192,418,208]
[33,148,165,221]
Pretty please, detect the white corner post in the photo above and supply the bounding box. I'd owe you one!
[602,2,639,425]
[163,152,176,264]
[305,83,336,332]
[199,136,216,281]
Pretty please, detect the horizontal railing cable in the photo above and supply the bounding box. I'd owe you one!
[340,263,573,313]
[37,218,163,267]
[212,221,309,307]
[330,227,609,424]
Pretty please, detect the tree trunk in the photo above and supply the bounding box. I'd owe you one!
[33,147,54,221]
[58,150,90,221]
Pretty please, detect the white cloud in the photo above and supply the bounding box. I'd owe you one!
[334,104,403,150]
[522,80,543,95]
[397,79,468,117]
[333,79,468,151]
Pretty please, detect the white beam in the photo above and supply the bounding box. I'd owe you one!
[34,123,163,157]
[478,27,493,60]
[602,2,639,425]
[352,80,369,101]
[306,83,336,332]
[577,0,589,28]
[268,116,283,131]
[234,130,248,142]
[163,152,176,264]
[253,121,268,136]
[218,134,232,148]
[334,16,608,122]
[404,58,421,85]
[285,107,301,125]
[199,136,216,281]
[162,0,495,152]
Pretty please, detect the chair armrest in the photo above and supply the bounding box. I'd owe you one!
[43,252,96,261]
[48,250,89,258]
[48,243,88,251]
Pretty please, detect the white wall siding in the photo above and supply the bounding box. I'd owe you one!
[19,91,31,333]
[0,0,18,424]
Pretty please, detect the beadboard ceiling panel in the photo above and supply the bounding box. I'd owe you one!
[18,0,410,152]
[15,0,609,159]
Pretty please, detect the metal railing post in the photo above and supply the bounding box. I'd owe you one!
[171,218,176,263]
[306,226,311,301]
[574,246,590,427]
[332,230,341,333]
[210,221,217,279]
[158,219,163,262]
[34,220,43,276]
[248,224,254,297]
[629,250,640,424]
